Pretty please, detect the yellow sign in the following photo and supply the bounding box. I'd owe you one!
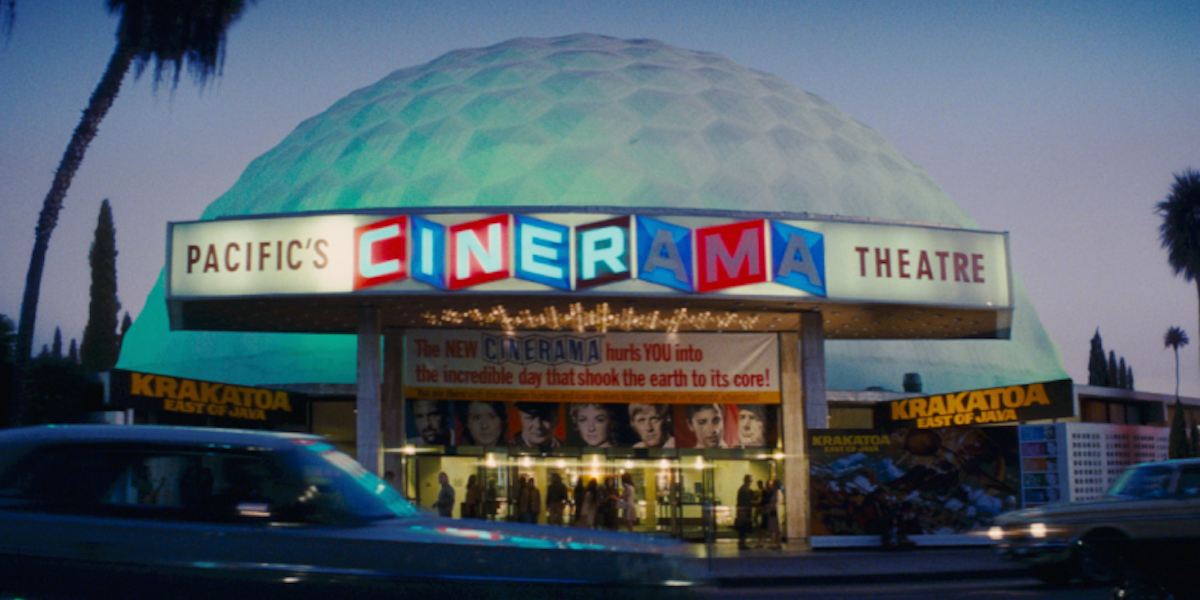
[879,379,1073,429]
[110,370,304,424]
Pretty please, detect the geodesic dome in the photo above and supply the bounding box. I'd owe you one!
[118,34,1066,393]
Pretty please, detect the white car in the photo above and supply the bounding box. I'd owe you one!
[988,457,1200,592]
[0,425,704,600]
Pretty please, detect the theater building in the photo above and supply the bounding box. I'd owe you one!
[115,35,1068,542]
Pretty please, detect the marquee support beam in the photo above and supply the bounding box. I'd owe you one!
[357,305,382,475]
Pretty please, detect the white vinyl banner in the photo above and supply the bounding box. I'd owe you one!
[404,330,780,404]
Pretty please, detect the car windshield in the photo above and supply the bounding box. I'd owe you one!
[285,438,420,520]
[0,436,420,524]
[1107,464,1174,499]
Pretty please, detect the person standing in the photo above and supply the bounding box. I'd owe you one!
[484,478,499,520]
[520,475,542,524]
[767,479,784,550]
[735,474,754,550]
[511,476,526,522]
[579,479,599,528]
[546,473,569,526]
[619,473,637,532]
[464,474,482,519]
[754,479,769,548]
[599,477,619,530]
[571,476,586,525]
[434,472,455,518]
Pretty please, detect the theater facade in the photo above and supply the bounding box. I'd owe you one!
[114,34,1076,543]
[156,205,1012,540]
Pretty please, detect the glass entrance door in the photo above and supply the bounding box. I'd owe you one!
[396,452,778,540]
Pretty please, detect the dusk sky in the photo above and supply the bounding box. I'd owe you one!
[2,1,1198,396]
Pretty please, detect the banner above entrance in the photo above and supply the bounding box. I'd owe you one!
[167,210,1011,310]
[404,330,779,404]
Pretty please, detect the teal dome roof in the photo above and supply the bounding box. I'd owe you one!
[119,34,1066,393]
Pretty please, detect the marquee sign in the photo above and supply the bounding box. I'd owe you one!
[168,210,1010,310]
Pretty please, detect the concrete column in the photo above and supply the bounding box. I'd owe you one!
[357,305,382,475]
[382,328,406,493]
[792,311,828,547]
[779,330,805,545]
[800,311,828,430]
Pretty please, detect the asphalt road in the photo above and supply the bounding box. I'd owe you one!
[700,578,1116,600]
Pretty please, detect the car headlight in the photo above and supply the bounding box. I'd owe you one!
[1029,522,1048,539]
[987,526,1004,541]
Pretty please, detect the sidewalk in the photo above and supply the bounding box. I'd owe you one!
[684,540,1026,587]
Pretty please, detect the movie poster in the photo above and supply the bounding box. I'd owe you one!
[406,398,778,450]
[808,426,1021,536]
[403,330,781,450]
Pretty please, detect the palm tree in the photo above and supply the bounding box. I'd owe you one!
[1158,169,1200,388]
[2,0,15,41]
[1165,326,1189,398]
[12,0,254,423]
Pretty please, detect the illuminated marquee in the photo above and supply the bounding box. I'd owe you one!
[349,213,825,294]
[168,210,1011,313]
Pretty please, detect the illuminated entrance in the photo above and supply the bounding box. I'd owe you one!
[395,451,779,540]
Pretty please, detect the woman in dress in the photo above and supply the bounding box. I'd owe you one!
[619,472,637,532]
[767,479,784,550]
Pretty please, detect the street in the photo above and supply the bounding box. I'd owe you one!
[699,579,1114,600]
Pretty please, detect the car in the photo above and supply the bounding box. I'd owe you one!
[988,457,1200,592]
[0,424,706,600]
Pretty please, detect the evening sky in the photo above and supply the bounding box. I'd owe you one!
[1,1,1197,395]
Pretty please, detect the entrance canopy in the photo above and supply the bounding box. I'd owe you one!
[166,208,1012,340]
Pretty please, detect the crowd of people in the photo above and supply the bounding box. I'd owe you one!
[430,471,641,531]
[735,475,784,550]
[427,470,784,551]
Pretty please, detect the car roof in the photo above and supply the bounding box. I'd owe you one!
[1134,457,1200,468]
[0,424,323,451]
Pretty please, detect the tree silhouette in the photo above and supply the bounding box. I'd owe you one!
[1088,329,1109,386]
[1166,327,1191,458]
[1108,351,1118,388]
[11,0,254,425]
[1165,326,1189,398]
[1158,169,1200,392]
[1170,398,1193,459]
[81,199,120,372]
[1,0,13,41]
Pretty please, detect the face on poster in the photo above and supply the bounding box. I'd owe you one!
[509,402,565,448]
[406,399,453,445]
[408,398,778,450]
[456,400,508,446]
